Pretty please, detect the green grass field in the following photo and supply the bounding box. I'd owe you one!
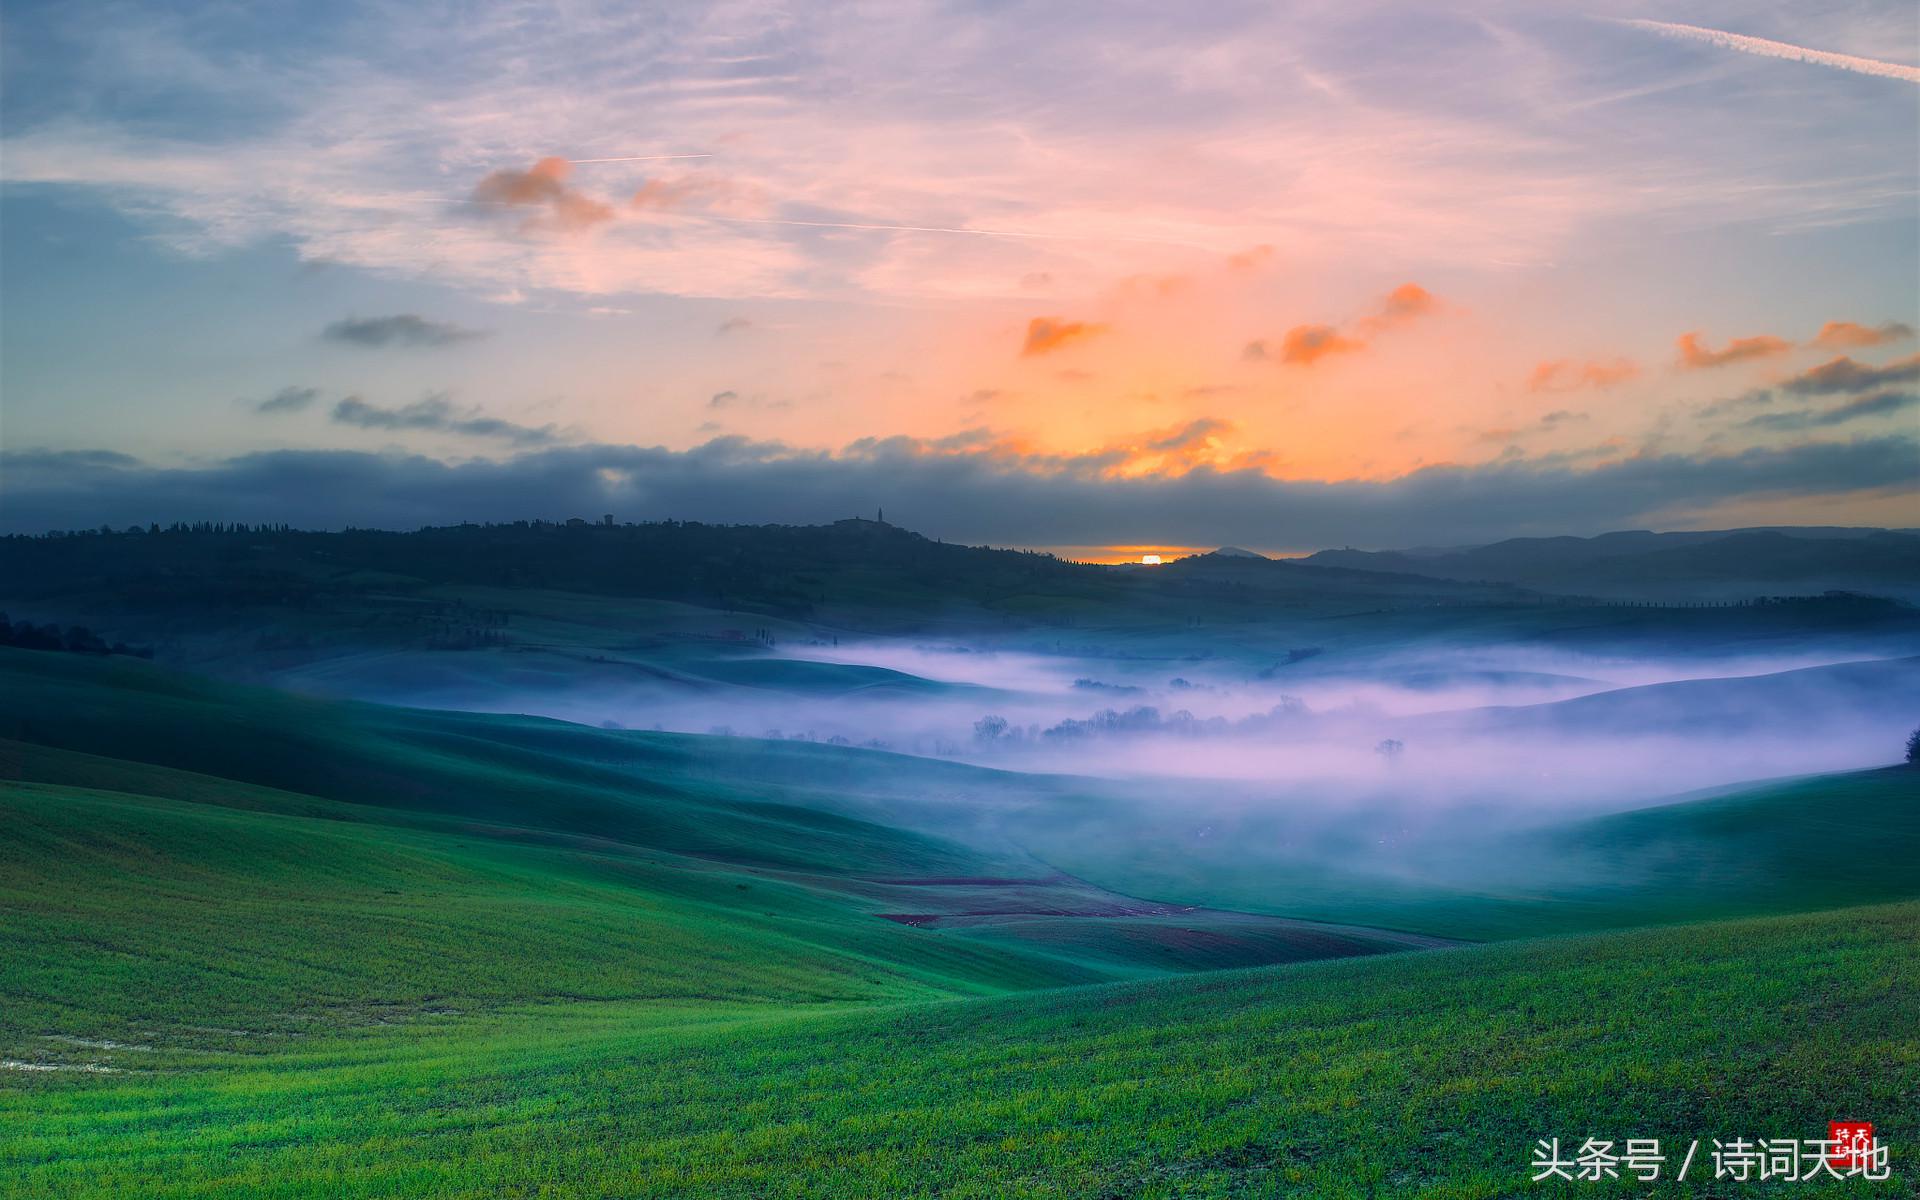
[3,649,1916,1196]
[6,901,1914,1198]
[1014,765,1920,941]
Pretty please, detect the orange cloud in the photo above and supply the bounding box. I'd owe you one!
[630,173,764,215]
[1352,282,1442,337]
[1254,282,1440,367]
[1113,273,1191,299]
[1528,357,1641,392]
[1675,330,1792,369]
[867,419,1243,480]
[1280,323,1364,365]
[1371,282,1437,327]
[471,157,613,232]
[1810,320,1916,350]
[1081,418,1240,477]
[1021,317,1106,356]
[1226,244,1275,271]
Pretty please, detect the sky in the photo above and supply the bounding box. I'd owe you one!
[1,0,1916,555]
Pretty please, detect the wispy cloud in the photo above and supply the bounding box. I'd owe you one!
[1277,324,1364,366]
[568,154,713,165]
[1140,417,1234,456]
[323,315,485,349]
[1617,19,1920,85]
[1810,321,1915,350]
[1357,283,1438,335]
[1743,390,1918,431]
[253,386,319,414]
[10,3,1903,306]
[1021,317,1106,357]
[629,173,765,215]
[1253,283,1439,367]
[1528,358,1640,392]
[1675,331,1792,370]
[1476,408,1590,444]
[1225,244,1275,271]
[1783,353,1920,395]
[332,394,557,445]
[471,158,614,233]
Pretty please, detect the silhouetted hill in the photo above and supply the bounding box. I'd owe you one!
[0,516,1530,637]
[1299,527,1920,600]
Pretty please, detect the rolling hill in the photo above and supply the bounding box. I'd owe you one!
[1299,526,1920,601]
[3,650,1917,1195]
[0,649,1450,1051]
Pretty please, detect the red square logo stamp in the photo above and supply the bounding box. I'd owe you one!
[1829,1121,1874,1172]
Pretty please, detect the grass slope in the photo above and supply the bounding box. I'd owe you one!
[3,902,1913,1197]
[0,651,1437,1051]
[1012,764,1920,942]
[2,651,1915,1195]
[0,778,1088,1054]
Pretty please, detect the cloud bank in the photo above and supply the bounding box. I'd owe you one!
[4,434,1911,548]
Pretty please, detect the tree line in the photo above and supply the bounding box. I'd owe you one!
[0,614,153,659]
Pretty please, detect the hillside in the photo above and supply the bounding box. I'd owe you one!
[6,648,1917,967]
[0,650,1448,1052]
[1007,759,1920,942]
[3,652,1918,1195]
[5,896,1913,1197]
[0,520,1526,643]
[1416,653,1920,737]
[1300,526,1920,601]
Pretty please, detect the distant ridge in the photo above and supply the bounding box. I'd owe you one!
[1297,527,1920,601]
[1209,546,1268,559]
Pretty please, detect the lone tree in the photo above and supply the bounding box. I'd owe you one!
[1907,726,1919,765]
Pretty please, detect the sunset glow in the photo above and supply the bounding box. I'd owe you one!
[1,3,1915,548]
[2,8,1917,1195]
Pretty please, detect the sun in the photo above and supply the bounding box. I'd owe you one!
[1140,554,1163,565]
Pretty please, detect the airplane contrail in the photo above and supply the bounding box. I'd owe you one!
[569,154,715,163]
[1618,19,1920,84]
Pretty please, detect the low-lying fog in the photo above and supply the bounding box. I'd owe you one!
[331,634,1920,819]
